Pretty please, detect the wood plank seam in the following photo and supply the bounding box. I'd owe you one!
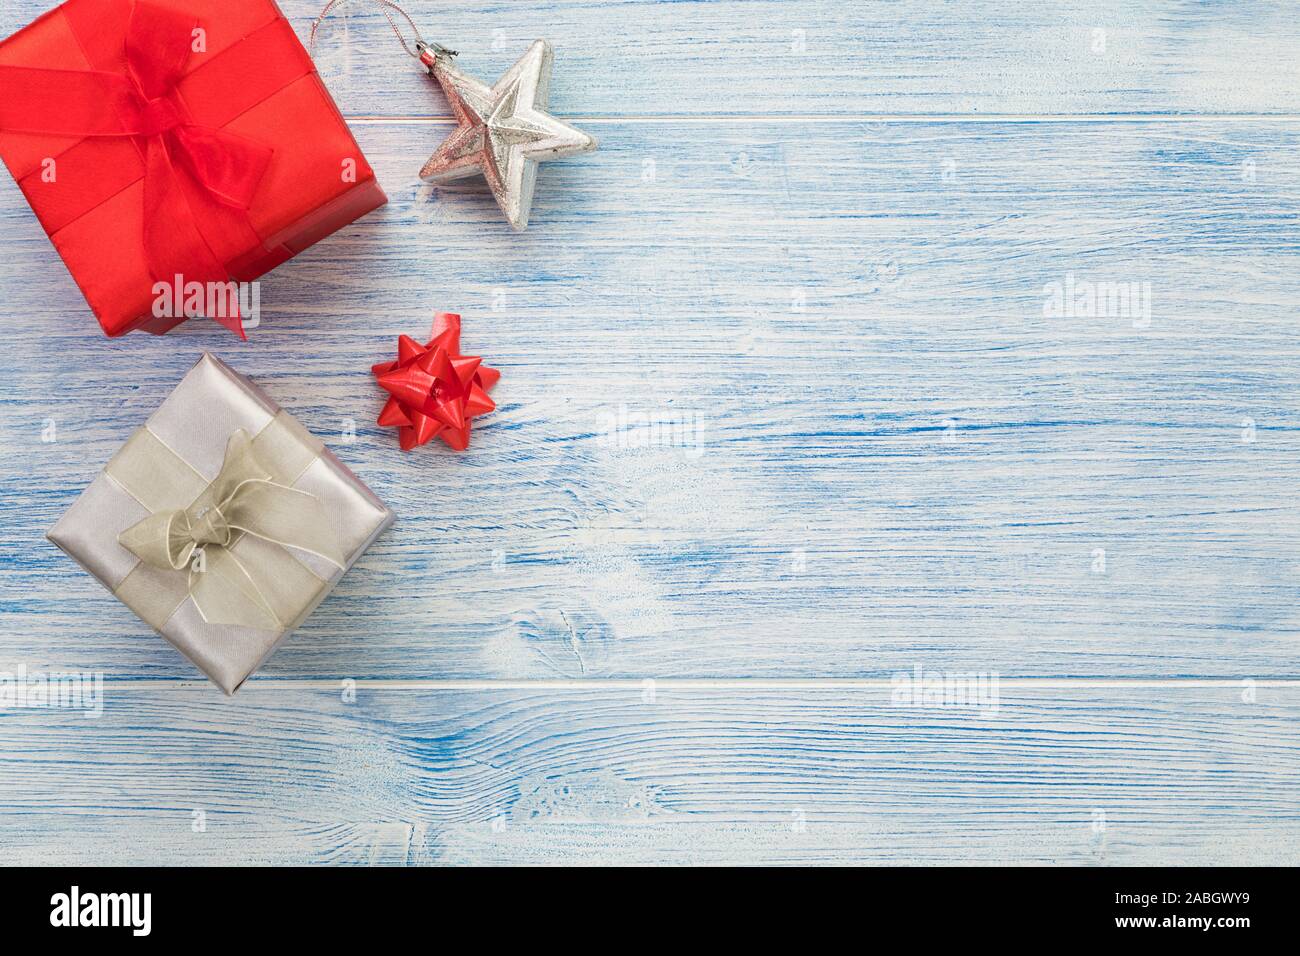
[63,679,1300,689]
[344,115,1300,123]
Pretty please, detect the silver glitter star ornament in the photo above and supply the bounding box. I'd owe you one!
[418,40,598,231]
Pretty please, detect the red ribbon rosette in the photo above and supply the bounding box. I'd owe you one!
[372,313,500,451]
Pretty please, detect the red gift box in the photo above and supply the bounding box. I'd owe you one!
[0,0,386,337]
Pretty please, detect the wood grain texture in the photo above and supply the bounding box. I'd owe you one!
[241,0,1300,117]
[1,683,1296,865]
[1,0,1299,865]
[5,0,1300,117]
[3,121,1299,680]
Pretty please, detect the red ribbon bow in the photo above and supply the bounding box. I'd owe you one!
[373,313,501,451]
[0,1,274,337]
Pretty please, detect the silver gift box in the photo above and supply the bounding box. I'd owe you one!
[47,353,394,694]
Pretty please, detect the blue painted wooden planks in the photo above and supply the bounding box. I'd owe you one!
[1,0,1298,865]
[3,120,1299,680]
[1,682,1297,865]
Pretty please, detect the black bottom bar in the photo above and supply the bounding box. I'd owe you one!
[0,866,1287,942]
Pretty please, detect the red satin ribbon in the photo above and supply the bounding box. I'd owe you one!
[0,1,274,337]
[373,313,501,451]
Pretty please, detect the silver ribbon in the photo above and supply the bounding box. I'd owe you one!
[118,430,344,629]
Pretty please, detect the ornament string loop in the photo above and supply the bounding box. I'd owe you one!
[309,0,596,229]
[309,0,456,65]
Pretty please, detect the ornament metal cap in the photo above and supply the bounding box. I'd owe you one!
[416,39,457,71]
